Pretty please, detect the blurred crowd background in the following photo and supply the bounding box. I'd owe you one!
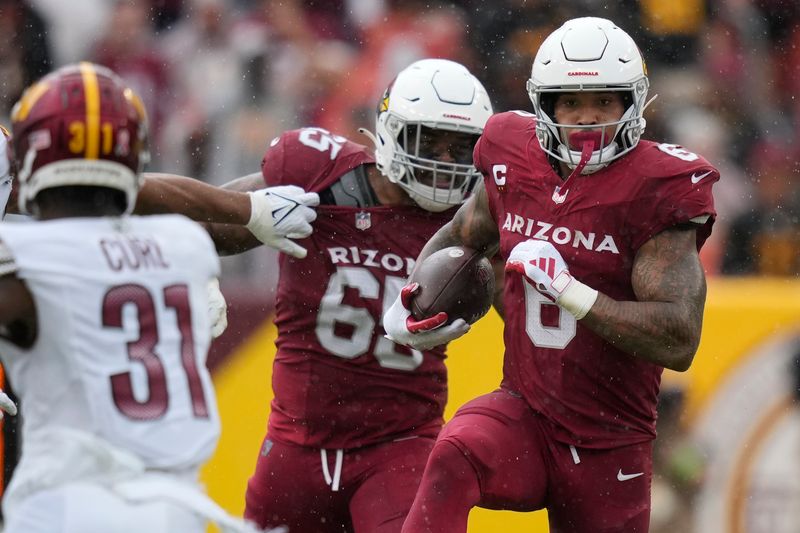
[1,1,799,532]
[2,0,799,281]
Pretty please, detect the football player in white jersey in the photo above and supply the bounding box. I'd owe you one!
[0,62,274,533]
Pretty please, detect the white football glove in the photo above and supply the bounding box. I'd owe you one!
[383,282,471,351]
[246,185,320,259]
[505,239,598,320]
[0,389,17,419]
[207,278,228,339]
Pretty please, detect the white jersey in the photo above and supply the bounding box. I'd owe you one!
[0,174,10,218]
[0,215,221,472]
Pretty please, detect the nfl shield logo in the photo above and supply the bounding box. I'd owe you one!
[552,186,569,204]
[355,211,371,231]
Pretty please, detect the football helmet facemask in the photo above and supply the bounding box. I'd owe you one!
[11,62,150,214]
[370,59,492,212]
[527,17,650,174]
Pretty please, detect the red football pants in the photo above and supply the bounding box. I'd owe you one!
[403,389,652,533]
[245,435,435,533]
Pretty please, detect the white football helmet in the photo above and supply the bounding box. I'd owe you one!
[372,59,493,212]
[527,17,650,174]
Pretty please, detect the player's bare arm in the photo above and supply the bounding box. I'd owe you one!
[137,172,251,224]
[415,183,500,269]
[218,172,265,193]
[581,226,706,371]
[139,172,318,258]
[189,173,266,255]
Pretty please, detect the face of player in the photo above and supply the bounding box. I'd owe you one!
[553,92,626,151]
[412,127,480,188]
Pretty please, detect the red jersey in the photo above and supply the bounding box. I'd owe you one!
[474,112,718,448]
[262,128,456,449]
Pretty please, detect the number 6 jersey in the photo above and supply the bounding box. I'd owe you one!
[0,215,221,471]
[262,128,457,450]
[474,111,718,449]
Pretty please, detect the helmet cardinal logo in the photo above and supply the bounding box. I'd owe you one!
[378,76,397,114]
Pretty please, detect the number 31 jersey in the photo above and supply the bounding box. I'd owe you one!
[0,215,221,471]
[475,112,718,449]
[262,128,456,450]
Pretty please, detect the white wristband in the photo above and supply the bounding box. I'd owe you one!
[557,278,598,320]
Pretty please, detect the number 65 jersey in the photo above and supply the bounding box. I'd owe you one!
[0,215,221,472]
[262,128,457,450]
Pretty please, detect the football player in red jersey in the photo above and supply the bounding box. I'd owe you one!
[385,18,719,533]
[129,59,494,532]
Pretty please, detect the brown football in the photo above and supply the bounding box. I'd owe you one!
[408,246,494,325]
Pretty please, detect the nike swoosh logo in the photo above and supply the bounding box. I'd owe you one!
[691,170,712,184]
[271,204,299,224]
[617,469,644,481]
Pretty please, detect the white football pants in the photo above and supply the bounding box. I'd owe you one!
[4,481,205,533]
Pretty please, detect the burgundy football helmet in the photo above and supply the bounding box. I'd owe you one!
[10,62,149,214]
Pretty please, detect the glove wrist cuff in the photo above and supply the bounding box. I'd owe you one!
[245,191,274,232]
[557,278,598,320]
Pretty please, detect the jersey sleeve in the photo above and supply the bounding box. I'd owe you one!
[172,216,221,280]
[192,220,221,279]
[475,111,536,227]
[473,127,500,223]
[630,160,719,251]
[260,128,373,192]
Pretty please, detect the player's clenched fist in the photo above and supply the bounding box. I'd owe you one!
[383,283,470,351]
[505,239,598,320]
[247,185,320,258]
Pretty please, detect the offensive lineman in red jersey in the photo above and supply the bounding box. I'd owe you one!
[242,59,492,533]
[385,18,719,533]
[131,59,494,532]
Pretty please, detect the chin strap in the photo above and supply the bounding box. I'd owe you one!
[553,140,595,202]
[568,140,595,180]
[357,127,379,149]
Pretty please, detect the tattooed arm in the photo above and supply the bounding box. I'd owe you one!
[413,183,505,317]
[415,183,501,268]
[581,226,706,371]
